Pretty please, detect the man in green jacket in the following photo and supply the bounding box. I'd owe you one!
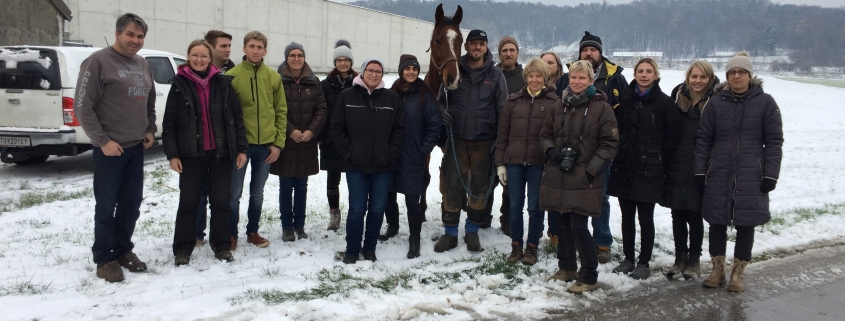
[225,31,287,250]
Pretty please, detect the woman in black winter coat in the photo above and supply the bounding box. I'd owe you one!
[607,58,679,280]
[319,40,357,232]
[385,55,442,259]
[695,51,783,293]
[661,60,719,280]
[163,39,247,265]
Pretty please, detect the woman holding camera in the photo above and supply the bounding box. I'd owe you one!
[607,58,679,280]
[695,51,782,292]
[540,60,618,294]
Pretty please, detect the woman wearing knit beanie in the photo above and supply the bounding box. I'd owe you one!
[495,58,561,266]
[695,51,783,293]
[661,60,719,281]
[607,58,681,280]
[386,54,442,259]
[320,39,358,232]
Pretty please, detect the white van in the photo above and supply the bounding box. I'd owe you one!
[0,46,186,165]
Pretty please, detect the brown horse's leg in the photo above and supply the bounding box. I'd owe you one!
[421,154,431,220]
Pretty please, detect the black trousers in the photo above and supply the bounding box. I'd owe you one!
[385,191,424,234]
[709,224,755,262]
[671,209,704,259]
[327,170,342,209]
[558,212,598,284]
[173,151,232,255]
[619,199,656,265]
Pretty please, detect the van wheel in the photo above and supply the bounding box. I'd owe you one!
[14,155,49,166]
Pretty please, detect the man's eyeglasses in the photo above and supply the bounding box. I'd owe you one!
[364,69,383,76]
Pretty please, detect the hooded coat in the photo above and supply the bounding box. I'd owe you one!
[270,62,328,177]
[496,86,560,167]
[607,79,680,203]
[319,69,357,172]
[660,78,719,211]
[693,77,783,227]
[539,90,619,217]
[438,50,508,142]
[498,63,526,95]
[393,79,442,196]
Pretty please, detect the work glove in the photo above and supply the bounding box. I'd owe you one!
[760,177,777,193]
[441,110,454,126]
[497,166,507,186]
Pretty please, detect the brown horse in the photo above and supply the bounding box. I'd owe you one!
[424,4,463,93]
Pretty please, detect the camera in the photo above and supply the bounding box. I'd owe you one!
[558,147,578,172]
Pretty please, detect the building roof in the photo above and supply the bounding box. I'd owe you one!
[50,0,72,21]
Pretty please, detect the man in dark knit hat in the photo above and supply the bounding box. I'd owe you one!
[554,31,628,264]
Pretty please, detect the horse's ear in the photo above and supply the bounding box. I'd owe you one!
[453,5,463,25]
[435,4,444,24]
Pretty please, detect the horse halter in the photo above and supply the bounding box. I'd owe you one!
[426,46,459,76]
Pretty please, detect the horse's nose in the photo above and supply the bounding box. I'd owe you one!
[446,75,455,85]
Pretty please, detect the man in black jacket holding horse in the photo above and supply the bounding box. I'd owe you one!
[435,29,508,252]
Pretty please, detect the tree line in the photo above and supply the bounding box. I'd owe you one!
[350,0,845,68]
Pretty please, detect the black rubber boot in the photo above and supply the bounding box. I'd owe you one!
[407,213,423,259]
[378,223,399,241]
[379,200,400,241]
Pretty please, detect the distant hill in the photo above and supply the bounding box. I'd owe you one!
[349,0,845,68]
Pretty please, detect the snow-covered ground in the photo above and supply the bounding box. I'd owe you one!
[0,70,843,320]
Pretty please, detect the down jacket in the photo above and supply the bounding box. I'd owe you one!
[607,80,680,203]
[270,62,327,177]
[394,79,442,196]
[660,78,719,212]
[496,86,560,167]
[539,90,619,217]
[438,50,508,142]
[162,71,247,161]
[319,69,357,172]
[693,77,783,227]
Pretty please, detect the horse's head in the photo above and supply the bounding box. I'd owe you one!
[430,4,462,90]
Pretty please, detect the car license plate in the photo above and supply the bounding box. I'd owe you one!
[0,136,30,147]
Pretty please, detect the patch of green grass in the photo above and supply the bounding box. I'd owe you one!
[16,218,51,229]
[19,181,30,190]
[231,268,375,304]
[762,203,845,234]
[136,216,175,238]
[9,188,93,211]
[147,166,176,194]
[0,278,53,296]
[775,77,845,88]
[0,199,12,213]
[260,266,284,278]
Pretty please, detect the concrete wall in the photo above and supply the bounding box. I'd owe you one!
[63,0,442,73]
[0,0,62,46]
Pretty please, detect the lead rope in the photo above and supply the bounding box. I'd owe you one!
[443,87,497,206]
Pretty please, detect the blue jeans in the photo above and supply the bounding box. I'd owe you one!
[91,143,144,264]
[506,164,545,246]
[592,168,613,247]
[345,170,393,255]
[195,176,210,239]
[279,176,308,230]
[230,145,272,238]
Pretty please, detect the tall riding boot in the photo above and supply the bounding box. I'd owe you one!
[379,201,400,241]
[727,258,749,293]
[406,213,423,259]
[702,256,726,288]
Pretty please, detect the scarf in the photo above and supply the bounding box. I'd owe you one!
[178,65,221,151]
[563,85,597,106]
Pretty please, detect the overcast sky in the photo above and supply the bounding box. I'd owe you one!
[337,0,844,9]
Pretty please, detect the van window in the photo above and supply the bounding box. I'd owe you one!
[0,48,61,90]
[145,56,174,84]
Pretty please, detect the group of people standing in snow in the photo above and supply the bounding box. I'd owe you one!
[75,13,783,297]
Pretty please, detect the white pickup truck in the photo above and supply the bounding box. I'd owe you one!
[0,46,186,165]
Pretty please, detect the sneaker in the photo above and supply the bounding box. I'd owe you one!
[630,263,651,280]
[434,234,458,252]
[116,252,147,272]
[521,243,538,265]
[549,269,579,282]
[230,236,238,251]
[613,260,636,274]
[295,228,308,240]
[215,251,234,263]
[464,232,483,252]
[506,241,523,263]
[567,281,599,294]
[96,261,125,283]
[195,238,205,248]
[282,230,296,242]
[596,246,611,264]
[247,232,270,247]
[174,253,191,266]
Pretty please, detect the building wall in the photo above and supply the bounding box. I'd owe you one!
[63,0,442,72]
[0,0,61,46]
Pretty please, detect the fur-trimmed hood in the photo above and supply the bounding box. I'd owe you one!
[714,76,764,93]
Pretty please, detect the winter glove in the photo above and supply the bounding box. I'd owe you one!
[695,174,706,192]
[441,110,454,126]
[497,166,507,186]
[760,177,777,193]
[546,147,564,162]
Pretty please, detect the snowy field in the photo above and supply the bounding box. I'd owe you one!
[0,70,844,320]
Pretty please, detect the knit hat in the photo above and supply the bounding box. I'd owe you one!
[284,42,304,60]
[725,51,753,77]
[333,39,353,63]
[579,31,603,55]
[360,57,385,73]
[522,58,551,83]
[467,29,488,42]
[498,36,518,53]
[397,54,420,73]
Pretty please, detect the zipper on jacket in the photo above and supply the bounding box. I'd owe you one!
[253,64,261,144]
[524,97,535,165]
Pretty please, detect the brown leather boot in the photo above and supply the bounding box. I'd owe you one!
[96,261,125,283]
[506,242,523,263]
[702,255,726,288]
[521,243,538,265]
[727,258,750,293]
